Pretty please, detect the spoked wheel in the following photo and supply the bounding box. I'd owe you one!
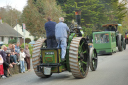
[69,37,89,78]
[32,39,52,78]
[90,47,98,71]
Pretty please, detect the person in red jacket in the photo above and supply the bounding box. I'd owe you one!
[0,54,6,79]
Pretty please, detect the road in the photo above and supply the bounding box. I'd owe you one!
[1,45,128,85]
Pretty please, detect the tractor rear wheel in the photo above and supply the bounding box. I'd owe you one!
[118,34,123,51]
[123,38,126,50]
[69,37,89,79]
[89,47,98,71]
[32,39,52,78]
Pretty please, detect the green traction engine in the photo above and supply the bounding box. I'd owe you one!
[32,10,98,79]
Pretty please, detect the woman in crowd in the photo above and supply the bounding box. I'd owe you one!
[24,45,31,71]
[6,52,16,77]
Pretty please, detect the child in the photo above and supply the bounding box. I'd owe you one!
[6,52,16,77]
[19,48,26,73]
[0,54,6,79]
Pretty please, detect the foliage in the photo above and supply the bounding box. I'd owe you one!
[34,38,39,41]
[83,26,93,42]
[20,0,65,38]
[0,5,21,27]
[100,0,127,24]
[118,26,126,37]
[8,39,17,44]
[25,38,31,43]
[57,0,127,30]
[4,44,9,47]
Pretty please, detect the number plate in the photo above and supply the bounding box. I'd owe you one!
[44,67,51,75]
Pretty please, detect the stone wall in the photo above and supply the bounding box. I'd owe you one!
[9,65,21,75]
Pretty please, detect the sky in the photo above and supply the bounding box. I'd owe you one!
[0,0,28,12]
[0,0,127,12]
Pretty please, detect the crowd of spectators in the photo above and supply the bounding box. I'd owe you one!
[0,43,31,79]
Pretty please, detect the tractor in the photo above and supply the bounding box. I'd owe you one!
[32,10,98,79]
[125,31,128,44]
[93,24,126,55]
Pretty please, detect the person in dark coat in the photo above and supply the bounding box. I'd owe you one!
[6,52,16,76]
[45,17,57,48]
[0,45,13,77]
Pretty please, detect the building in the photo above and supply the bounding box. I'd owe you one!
[0,20,23,44]
[13,24,34,41]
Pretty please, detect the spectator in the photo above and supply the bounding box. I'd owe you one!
[0,46,2,51]
[19,48,26,73]
[6,52,16,77]
[0,45,13,77]
[0,54,6,79]
[15,42,20,63]
[11,44,18,64]
[6,44,12,53]
[24,45,31,71]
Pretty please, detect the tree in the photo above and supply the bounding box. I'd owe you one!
[57,0,127,30]
[25,38,31,43]
[0,5,21,27]
[57,0,106,29]
[99,0,127,24]
[20,0,65,37]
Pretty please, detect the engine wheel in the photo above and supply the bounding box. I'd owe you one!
[32,39,52,78]
[69,37,89,78]
[89,48,98,71]
[118,34,123,51]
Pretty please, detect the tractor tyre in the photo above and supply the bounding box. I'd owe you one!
[118,34,123,51]
[32,38,52,78]
[123,38,126,50]
[69,37,90,79]
[89,47,98,71]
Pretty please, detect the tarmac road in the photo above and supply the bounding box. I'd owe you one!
[1,45,128,85]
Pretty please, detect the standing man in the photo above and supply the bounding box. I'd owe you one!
[55,17,70,61]
[45,17,57,48]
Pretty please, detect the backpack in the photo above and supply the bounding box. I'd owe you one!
[0,54,3,64]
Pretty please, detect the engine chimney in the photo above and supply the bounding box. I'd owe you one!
[75,10,81,25]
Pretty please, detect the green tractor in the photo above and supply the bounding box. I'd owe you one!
[32,10,98,79]
[102,24,126,51]
[93,24,126,55]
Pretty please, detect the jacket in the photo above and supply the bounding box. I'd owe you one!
[19,52,26,61]
[55,22,70,38]
[24,48,31,57]
[0,50,9,66]
[45,21,56,38]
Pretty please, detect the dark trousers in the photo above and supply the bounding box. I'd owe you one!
[47,36,57,48]
[3,63,8,77]
[25,57,30,70]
